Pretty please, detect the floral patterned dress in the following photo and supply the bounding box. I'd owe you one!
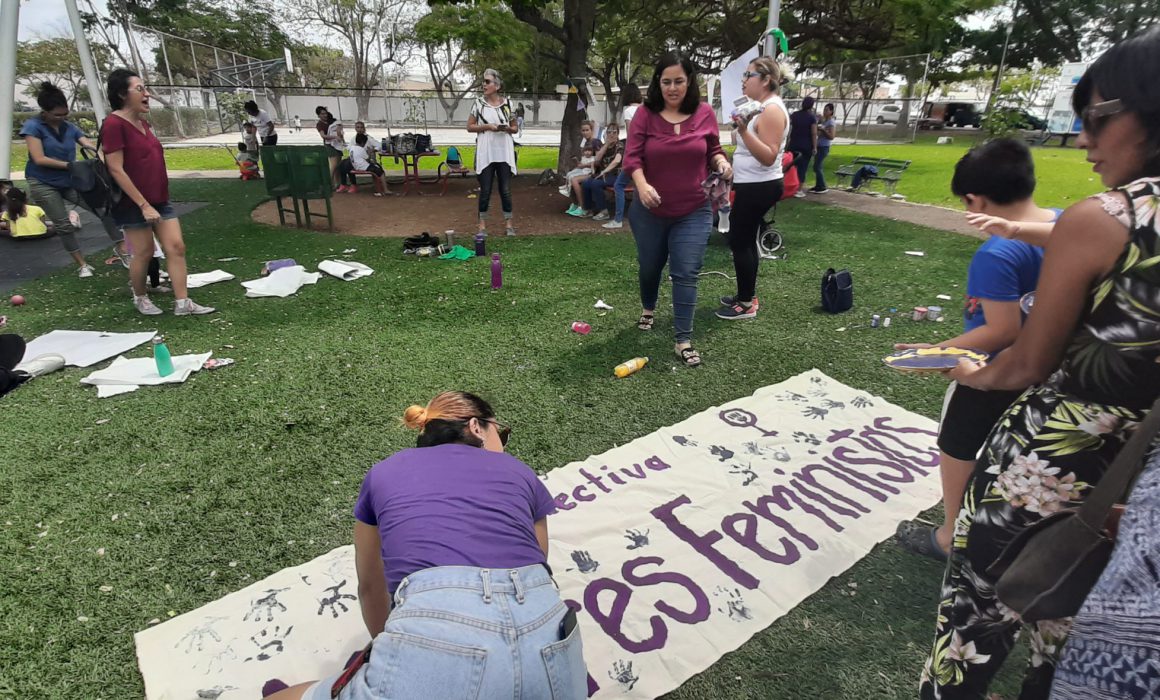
[920,176,1160,700]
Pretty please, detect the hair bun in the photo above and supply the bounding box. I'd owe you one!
[402,405,429,430]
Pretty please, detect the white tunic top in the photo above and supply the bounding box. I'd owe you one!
[733,95,789,183]
[471,98,518,174]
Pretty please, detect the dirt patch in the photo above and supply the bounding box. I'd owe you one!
[251,174,624,238]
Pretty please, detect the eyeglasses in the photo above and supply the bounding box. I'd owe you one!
[1081,99,1124,135]
[129,85,149,94]
[742,71,762,79]
[483,418,511,446]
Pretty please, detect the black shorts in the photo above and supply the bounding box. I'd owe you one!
[937,382,1025,461]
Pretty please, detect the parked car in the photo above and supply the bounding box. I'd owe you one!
[876,104,902,124]
[918,101,982,129]
[992,107,1048,131]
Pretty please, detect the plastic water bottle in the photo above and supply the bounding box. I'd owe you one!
[153,336,174,377]
[490,253,503,289]
[614,357,648,378]
[571,321,591,335]
[717,206,731,233]
[444,229,455,246]
[474,232,486,257]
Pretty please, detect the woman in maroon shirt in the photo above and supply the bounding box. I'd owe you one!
[622,52,731,367]
[101,69,215,317]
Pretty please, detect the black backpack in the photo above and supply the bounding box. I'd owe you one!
[69,134,122,216]
[821,268,853,313]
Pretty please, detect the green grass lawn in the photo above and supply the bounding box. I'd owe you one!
[0,179,1036,698]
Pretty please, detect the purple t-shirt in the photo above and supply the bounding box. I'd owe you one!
[354,443,556,592]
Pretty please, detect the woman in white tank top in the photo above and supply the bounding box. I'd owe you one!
[716,57,788,320]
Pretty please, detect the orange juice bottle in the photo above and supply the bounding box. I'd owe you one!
[614,357,648,378]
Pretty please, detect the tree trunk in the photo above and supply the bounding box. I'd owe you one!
[891,76,917,139]
[555,0,596,173]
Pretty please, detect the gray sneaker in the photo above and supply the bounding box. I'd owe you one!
[13,353,65,379]
[601,220,623,229]
[134,295,163,316]
[174,298,216,316]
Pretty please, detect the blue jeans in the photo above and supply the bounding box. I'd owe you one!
[304,565,586,700]
[813,144,830,190]
[628,201,712,343]
[612,171,631,222]
[581,172,617,212]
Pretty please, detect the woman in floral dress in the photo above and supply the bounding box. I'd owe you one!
[922,29,1160,700]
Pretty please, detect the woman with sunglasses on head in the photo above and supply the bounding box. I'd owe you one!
[920,29,1160,700]
[101,69,215,316]
[21,81,129,277]
[716,56,788,321]
[467,68,518,237]
[266,391,585,700]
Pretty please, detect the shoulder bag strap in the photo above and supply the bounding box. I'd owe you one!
[1078,391,1160,531]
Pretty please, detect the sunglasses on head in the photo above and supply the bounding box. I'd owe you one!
[483,418,511,446]
[1081,98,1124,135]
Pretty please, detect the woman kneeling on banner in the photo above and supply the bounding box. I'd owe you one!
[266,391,587,700]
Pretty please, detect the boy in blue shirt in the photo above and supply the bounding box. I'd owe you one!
[895,138,1059,560]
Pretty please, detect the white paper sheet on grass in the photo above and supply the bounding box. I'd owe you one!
[135,370,941,700]
[81,352,212,397]
[186,270,236,288]
[21,330,156,367]
[241,265,321,298]
[317,260,374,281]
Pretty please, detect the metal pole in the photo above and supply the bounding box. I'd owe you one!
[0,0,20,179]
[158,32,186,137]
[912,53,931,143]
[764,0,781,55]
[986,22,1015,112]
[65,0,108,121]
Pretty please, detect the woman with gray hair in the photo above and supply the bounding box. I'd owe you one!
[467,68,518,236]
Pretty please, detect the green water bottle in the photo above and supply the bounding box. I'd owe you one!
[153,336,174,377]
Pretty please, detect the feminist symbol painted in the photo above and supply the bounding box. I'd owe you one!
[718,408,778,437]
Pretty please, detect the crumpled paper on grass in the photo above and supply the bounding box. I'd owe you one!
[81,352,213,397]
[241,265,321,298]
[318,260,375,280]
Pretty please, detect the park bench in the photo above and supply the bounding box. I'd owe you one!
[834,157,912,195]
[349,169,388,196]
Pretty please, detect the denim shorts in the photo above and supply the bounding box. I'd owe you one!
[302,564,587,700]
[112,201,177,228]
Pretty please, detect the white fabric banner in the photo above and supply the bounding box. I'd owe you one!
[21,330,156,367]
[135,371,939,699]
[241,266,321,298]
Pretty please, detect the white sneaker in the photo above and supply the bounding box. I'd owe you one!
[174,298,216,316]
[68,210,82,228]
[134,295,163,316]
[78,264,95,278]
[793,191,807,198]
[13,353,65,378]
[602,220,623,229]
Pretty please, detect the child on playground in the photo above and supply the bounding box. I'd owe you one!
[894,138,1060,560]
[242,122,259,154]
[1,188,51,239]
[235,143,261,181]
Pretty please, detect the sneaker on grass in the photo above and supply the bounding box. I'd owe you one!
[719,295,760,311]
[174,298,216,316]
[715,301,757,320]
[592,211,610,221]
[134,295,163,316]
[78,264,94,278]
[793,191,807,198]
[601,219,623,229]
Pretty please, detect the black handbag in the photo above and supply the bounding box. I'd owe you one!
[68,133,122,215]
[987,394,1160,622]
[821,268,853,313]
[415,133,432,153]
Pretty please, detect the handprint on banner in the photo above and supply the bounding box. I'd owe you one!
[194,686,238,699]
[709,445,735,462]
[742,441,762,456]
[609,660,640,691]
[851,395,874,408]
[821,399,846,410]
[793,431,821,446]
[624,529,650,550]
[570,550,600,573]
[729,463,758,486]
[802,406,829,420]
[672,435,699,448]
[714,586,754,621]
[175,615,227,653]
[772,447,791,462]
[777,391,808,403]
[244,588,289,623]
[199,646,238,676]
[244,625,294,661]
[317,579,357,618]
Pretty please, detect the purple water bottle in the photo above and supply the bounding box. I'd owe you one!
[474,232,486,257]
[490,253,502,289]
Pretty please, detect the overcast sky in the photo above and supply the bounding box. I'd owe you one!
[16,0,106,41]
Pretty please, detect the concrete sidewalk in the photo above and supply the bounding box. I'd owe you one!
[800,189,982,239]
